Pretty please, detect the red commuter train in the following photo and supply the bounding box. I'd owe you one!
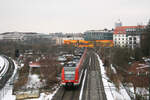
[61,48,87,87]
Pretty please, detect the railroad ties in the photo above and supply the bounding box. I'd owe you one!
[85,51,107,100]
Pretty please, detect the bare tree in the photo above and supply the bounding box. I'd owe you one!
[141,20,150,56]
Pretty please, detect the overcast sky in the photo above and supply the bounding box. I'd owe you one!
[0,0,149,33]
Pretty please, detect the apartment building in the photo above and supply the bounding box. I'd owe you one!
[113,26,145,48]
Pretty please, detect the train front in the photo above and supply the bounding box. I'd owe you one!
[61,62,79,87]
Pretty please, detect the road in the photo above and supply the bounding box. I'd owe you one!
[52,49,107,100]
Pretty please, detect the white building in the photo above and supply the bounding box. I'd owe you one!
[0,32,52,41]
[114,34,127,47]
[113,26,145,49]
[0,32,25,41]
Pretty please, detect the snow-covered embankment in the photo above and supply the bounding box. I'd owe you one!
[96,54,131,100]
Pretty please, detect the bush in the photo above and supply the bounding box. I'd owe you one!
[39,57,62,88]
[13,59,30,92]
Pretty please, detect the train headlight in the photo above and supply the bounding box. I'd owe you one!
[75,80,78,82]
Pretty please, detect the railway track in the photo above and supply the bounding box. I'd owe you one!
[61,88,80,100]
[0,55,15,89]
[52,49,106,100]
[85,50,107,100]
[52,76,83,100]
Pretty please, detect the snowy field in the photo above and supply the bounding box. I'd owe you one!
[96,53,131,100]
[25,86,59,100]
[1,59,17,100]
[0,56,9,78]
[0,56,5,71]
[1,59,59,100]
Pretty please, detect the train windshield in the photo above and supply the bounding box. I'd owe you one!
[64,67,76,80]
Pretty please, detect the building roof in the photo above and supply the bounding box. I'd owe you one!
[85,29,113,33]
[114,26,145,34]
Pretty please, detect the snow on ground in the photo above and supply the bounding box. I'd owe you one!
[11,60,18,81]
[136,87,149,96]
[96,53,131,100]
[127,83,149,99]
[1,59,18,100]
[1,59,60,100]
[143,57,150,62]
[0,56,9,78]
[110,64,117,74]
[1,84,16,100]
[25,86,60,100]
[0,56,5,71]
[26,74,44,89]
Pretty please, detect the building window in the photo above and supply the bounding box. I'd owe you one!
[134,41,136,44]
[134,37,136,40]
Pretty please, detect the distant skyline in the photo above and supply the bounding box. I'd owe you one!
[0,0,149,34]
